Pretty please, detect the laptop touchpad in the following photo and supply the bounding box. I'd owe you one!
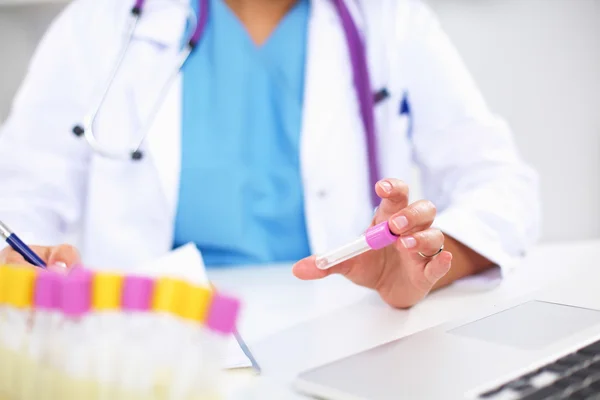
[449,300,600,350]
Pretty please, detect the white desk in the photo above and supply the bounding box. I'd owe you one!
[207,238,600,399]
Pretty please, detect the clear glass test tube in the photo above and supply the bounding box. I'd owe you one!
[23,269,62,400]
[194,293,241,398]
[315,221,398,270]
[90,271,124,400]
[149,277,189,399]
[0,265,10,397]
[117,275,155,400]
[2,266,36,399]
[58,268,94,400]
[168,283,211,400]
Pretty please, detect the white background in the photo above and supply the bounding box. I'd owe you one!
[0,0,598,242]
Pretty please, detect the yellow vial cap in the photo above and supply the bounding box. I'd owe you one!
[6,266,36,308]
[152,277,187,315]
[92,272,124,311]
[180,285,212,322]
[0,265,10,304]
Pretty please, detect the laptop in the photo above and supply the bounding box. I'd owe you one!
[293,261,600,400]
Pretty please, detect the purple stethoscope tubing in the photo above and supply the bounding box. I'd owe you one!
[83,0,381,208]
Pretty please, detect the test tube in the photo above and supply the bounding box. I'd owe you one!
[23,269,62,400]
[90,271,124,400]
[1,266,36,399]
[315,221,398,270]
[118,275,155,400]
[197,293,241,398]
[0,265,10,397]
[150,277,190,398]
[58,268,94,400]
[168,284,212,400]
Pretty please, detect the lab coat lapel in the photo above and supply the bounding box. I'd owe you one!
[130,3,188,224]
[301,0,373,253]
[143,75,183,224]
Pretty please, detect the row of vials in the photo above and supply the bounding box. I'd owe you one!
[0,264,241,400]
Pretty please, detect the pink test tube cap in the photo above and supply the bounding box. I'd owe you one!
[68,264,85,274]
[34,270,61,311]
[206,294,241,335]
[60,267,92,317]
[122,275,154,311]
[365,221,398,250]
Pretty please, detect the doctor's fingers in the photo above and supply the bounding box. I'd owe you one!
[396,228,444,256]
[388,199,437,237]
[0,244,80,270]
[414,251,453,293]
[399,229,450,292]
[47,244,81,269]
[0,245,51,266]
[373,179,409,222]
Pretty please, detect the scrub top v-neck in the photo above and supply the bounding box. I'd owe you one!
[173,0,312,267]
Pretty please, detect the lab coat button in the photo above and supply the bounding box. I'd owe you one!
[317,190,327,198]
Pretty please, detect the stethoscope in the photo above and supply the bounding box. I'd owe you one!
[72,0,382,207]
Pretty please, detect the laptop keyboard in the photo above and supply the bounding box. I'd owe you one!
[479,338,600,400]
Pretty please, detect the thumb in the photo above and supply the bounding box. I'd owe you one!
[47,244,81,271]
[292,256,331,280]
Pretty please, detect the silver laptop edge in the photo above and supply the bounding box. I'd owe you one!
[293,269,600,400]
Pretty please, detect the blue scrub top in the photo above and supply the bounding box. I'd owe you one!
[173,0,312,267]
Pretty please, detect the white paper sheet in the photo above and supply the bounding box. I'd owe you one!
[135,243,210,285]
[134,243,253,370]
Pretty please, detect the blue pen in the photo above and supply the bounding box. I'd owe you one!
[0,220,46,268]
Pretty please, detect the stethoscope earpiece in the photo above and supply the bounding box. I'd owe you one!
[72,125,85,137]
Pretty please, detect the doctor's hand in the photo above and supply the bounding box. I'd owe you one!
[0,244,80,272]
[292,179,453,309]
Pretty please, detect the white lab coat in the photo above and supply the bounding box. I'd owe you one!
[0,0,540,272]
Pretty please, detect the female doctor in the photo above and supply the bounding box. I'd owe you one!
[0,0,540,308]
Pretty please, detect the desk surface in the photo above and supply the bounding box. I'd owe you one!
[207,238,600,399]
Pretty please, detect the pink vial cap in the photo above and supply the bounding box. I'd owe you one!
[34,270,61,310]
[122,275,154,311]
[365,221,398,250]
[60,267,92,317]
[68,264,85,274]
[206,294,241,335]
